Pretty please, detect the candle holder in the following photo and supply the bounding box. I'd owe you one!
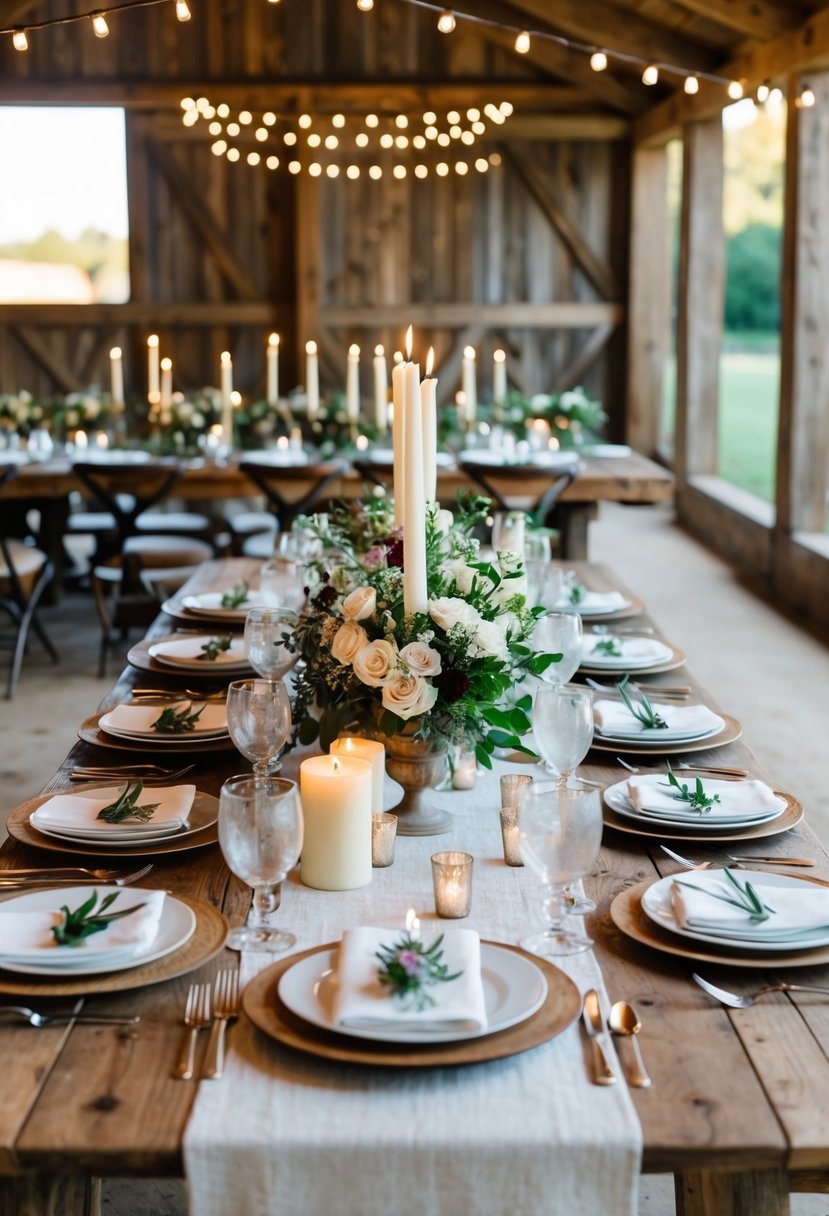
[499,808,524,867]
[384,728,452,837]
[431,851,473,918]
[500,773,532,810]
[451,747,477,791]
[371,813,398,867]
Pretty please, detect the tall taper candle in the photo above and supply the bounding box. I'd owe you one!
[421,346,437,503]
[267,333,280,406]
[493,348,507,419]
[109,347,124,413]
[373,344,388,432]
[220,351,233,445]
[391,359,406,528]
[147,334,160,407]
[403,358,427,616]
[160,357,173,424]
[346,343,360,422]
[306,341,319,420]
[462,345,477,426]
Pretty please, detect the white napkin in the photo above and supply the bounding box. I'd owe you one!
[593,698,723,739]
[0,889,166,961]
[149,636,248,665]
[31,784,196,837]
[331,927,488,1032]
[102,702,228,736]
[183,591,272,614]
[670,876,829,941]
[564,589,629,613]
[627,775,785,822]
[584,636,669,665]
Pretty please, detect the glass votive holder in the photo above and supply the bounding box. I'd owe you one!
[451,747,477,790]
[499,807,524,867]
[371,813,398,868]
[500,773,532,810]
[431,851,473,918]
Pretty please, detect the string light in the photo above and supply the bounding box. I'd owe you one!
[175,0,190,20]
[514,30,530,54]
[12,27,28,49]
[684,74,700,95]
[590,50,608,72]
[3,0,193,48]
[642,64,659,86]
[727,80,744,100]
[437,9,456,33]
[356,0,374,9]
[798,82,816,108]
[91,11,110,37]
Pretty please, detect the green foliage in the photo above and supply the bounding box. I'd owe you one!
[725,224,781,332]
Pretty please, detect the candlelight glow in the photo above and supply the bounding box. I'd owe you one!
[231,390,242,406]
[220,350,232,366]
[405,325,413,360]
[464,345,475,360]
[269,332,279,347]
[493,348,506,364]
[349,343,360,356]
[306,340,317,354]
[160,357,172,371]
[375,344,384,356]
[426,347,435,377]
[110,346,121,358]
[405,907,421,937]
[147,334,159,348]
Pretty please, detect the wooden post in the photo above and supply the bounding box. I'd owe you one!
[626,144,670,454]
[674,117,724,484]
[776,71,829,537]
[294,170,321,369]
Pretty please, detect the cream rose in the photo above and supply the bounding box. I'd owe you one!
[331,620,369,665]
[473,619,510,660]
[428,597,481,634]
[400,640,442,678]
[381,672,438,720]
[352,639,397,687]
[341,586,377,621]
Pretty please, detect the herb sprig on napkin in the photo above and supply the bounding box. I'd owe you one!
[52,890,146,947]
[618,673,668,730]
[376,933,462,1012]
[677,867,776,924]
[220,581,249,608]
[198,634,233,662]
[96,781,160,824]
[152,704,204,733]
[592,637,622,658]
[661,769,721,813]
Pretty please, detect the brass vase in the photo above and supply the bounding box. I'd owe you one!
[383,728,452,837]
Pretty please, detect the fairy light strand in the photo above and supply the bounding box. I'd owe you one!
[3,0,189,43]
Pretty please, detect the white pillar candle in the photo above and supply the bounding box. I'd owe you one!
[462,345,477,426]
[267,333,280,406]
[331,737,386,814]
[403,358,428,616]
[493,348,507,415]
[299,754,373,891]
[306,340,319,420]
[147,334,160,409]
[220,350,234,445]
[346,343,360,422]
[421,346,437,503]
[160,357,173,424]
[109,347,124,412]
[391,360,406,527]
[373,344,388,432]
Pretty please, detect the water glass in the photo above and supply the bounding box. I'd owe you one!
[218,774,303,952]
[244,606,297,681]
[533,685,594,783]
[533,610,583,685]
[517,781,603,956]
[491,510,526,555]
[226,678,292,776]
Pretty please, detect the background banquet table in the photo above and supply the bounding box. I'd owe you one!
[1,558,826,1216]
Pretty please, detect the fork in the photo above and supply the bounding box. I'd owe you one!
[0,863,154,888]
[0,1005,141,1027]
[130,689,227,701]
[615,756,749,779]
[174,983,212,1080]
[203,969,241,1079]
[692,973,829,1008]
[586,678,690,702]
[70,765,195,783]
[660,845,711,871]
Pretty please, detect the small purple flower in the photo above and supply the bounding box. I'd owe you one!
[397,949,423,977]
[363,545,387,572]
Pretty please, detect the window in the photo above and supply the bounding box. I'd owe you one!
[0,106,129,303]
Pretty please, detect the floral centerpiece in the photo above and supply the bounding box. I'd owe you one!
[438,384,607,451]
[0,390,48,437]
[291,493,559,768]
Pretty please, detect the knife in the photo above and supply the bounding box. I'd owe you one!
[582,989,616,1085]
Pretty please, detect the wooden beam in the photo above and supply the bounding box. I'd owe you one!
[626,144,670,454]
[504,145,620,301]
[149,142,259,302]
[549,323,614,394]
[674,118,724,482]
[10,326,77,393]
[666,0,801,41]
[635,7,829,147]
[503,115,629,140]
[0,303,284,324]
[320,303,624,328]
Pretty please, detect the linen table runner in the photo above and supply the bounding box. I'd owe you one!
[185,756,642,1216]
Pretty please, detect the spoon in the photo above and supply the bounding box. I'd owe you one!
[608,1001,651,1088]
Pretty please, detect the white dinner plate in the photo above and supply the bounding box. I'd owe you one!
[277,941,548,1045]
[29,785,218,847]
[181,590,276,620]
[641,870,829,952]
[99,702,229,742]
[602,778,786,830]
[558,596,633,617]
[0,885,196,976]
[580,637,673,670]
[148,636,250,672]
[595,715,725,746]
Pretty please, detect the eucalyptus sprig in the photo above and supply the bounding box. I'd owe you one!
[677,868,776,924]
[152,704,205,734]
[220,580,249,608]
[661,769,721,814]
[96,781,161,824]
[376,933,463,1012]
[198,634,233,661]
[568,582,586,605]
[592,637,622,657]
[617,674,668,730]
[51,890,147,947]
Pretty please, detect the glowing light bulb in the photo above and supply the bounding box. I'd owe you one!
[307,133,321,147]
[437,9,456,33]
[727,80,744,100]
[298,114,312,129]
[263,111,276,125]
[414,164,428,179]
[514,30,530,54]
[239,111,252,125]
[227,122,240,137]
[326,163,340,177]
[309,162,322,176]
[642,64,659,86]
[332,113,346,128]
[227,147,240,162]
[684,74,699,94]
[393,164,407,178]
[175,0,191,20]
[369,164,382,179]
[288,160,301,174]
[356,132,369,147]
[756,80,771,104]
[365,113,379,128]
[395,114,409,128]
[590,51,608,71]
[356,0,373,9]
[347,164,360,179]
[455,161,468,175]
[800,82,816,107]
[247,151,261,166]
[284,131,298,145]
[91,12,109,38]
[12,28,29,50]
[266,155,279,169]
[324,134,338,149]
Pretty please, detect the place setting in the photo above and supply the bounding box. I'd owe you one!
[589,677,741,756]
[127,631,252,678]
[161,581,280,628]
[578,631,685,676]
[79,695,236,754]
[556,572,644,622]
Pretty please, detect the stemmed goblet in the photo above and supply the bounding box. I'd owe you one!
[244,606,298,683]
[533,610,583,685]
[226,678,292,777]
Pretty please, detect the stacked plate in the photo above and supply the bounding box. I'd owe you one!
[29,783,205,846]
[0,885,196,977]
[580,635,674,671]
[98,701,229,747]
[604,774,788,833]
[593,696,725,748]
[147,635,250,673]
[178,589,276,622]
[558,588,633,616]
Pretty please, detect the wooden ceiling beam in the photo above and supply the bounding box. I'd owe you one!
[635,6,829,145]
[662,0,803,41]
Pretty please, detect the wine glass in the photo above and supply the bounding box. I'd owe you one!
[244,606,298,681]
[517,781,603,956]
[533,685,594,784]
[533,610,583,684]
[218,774,303,952]
[491,510,526,554]
[226,678,292,777]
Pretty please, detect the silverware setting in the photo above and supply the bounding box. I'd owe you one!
[129,688,227,702]
[174,982,212,1080]
[608,1001,651,1088]
[70,764,195,783]
[0,863,154,889]
[659,846,817,873]
[692,973,829,1008]
[581,988,616,1085]
[203,969,241,1080]
[0,1005,141,1028]
[615,756,750,779]
[588,624,656,636]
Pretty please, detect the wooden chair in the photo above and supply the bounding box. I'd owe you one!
[235,459,349,553]
[457,456,579,531]
[0,464,58,698]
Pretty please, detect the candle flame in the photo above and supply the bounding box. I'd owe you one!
[96,432,109,448]
[209,423,222,435]
[231,390,242,406]
[110,346,122,359]
[405,907,421,938]
[147,334,159,348]
[426,346,435,377]
[277,435,289,449]
[160,357,172,371]
[393,350,403,364]
[464,345,476,360]
[349,343,360,356]
[74,430,88,447]
[375,344,384,356]
[493,348,506,363]
[269,332,280,347]
[405,325,413,360]
[306,340,317,354]
[220,350,232,366]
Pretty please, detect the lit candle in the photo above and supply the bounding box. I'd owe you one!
[391,328,410,528]
[306,340,319,420]
[147,334,160,405]
[160,357,173,422]
[220,351,233,446]
[403,350,427,616]
[420,346,437,503]
[462,346,477,426]
[74,429,88,451]
[451,748,477,790]
[373,344,388,432]
[499,808,523,867]
[493,348,507,417]
[331,736,386,814]
[109,347,124,413]
[95,431,109,450]
[405,907,421,939]
[346,343,360,423]
[299,754,373,890]
[431,851,473,918]
[267,333,280,406]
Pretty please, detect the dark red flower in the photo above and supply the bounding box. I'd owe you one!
[436,668,469,703]
[314,584,338,609]
[386,539,404,569]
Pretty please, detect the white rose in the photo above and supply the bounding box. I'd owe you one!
[435,508,454,535]
[473,619,509,660]
[341,586,377,621]
[65,409,79,428]
[353,639,396,687]
[428,597,481,634]
[177,402,194,423]
[331,620,369,665]
[443,559,478,596]
[83,398,101,420]
[191,412,205,428]
[400,640,442,678]
[382,672,438,720]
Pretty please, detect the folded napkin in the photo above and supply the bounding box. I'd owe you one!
[0,889,166,961]
[331,927,488,1032]
[149,637,248,665]
[627,775,785,821]
[31,784,196,837]
[585,636,669,664]
[102,702,228,736]
[593,698,723,739]
[564,589,629,613]
[670,876,829,941]
[183,591,272,614]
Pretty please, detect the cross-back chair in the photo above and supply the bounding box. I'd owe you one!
[0,463,58,697]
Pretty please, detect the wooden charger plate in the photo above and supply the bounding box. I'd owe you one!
[0,894,228,996]
[591,713,742,757]
[602,791,803,844]
[126,633,251,679]
[578,640,686,677]
[243,939,582,1068]
[6,788,220,858]
[610,878,829,970]
[79,711,237,754]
